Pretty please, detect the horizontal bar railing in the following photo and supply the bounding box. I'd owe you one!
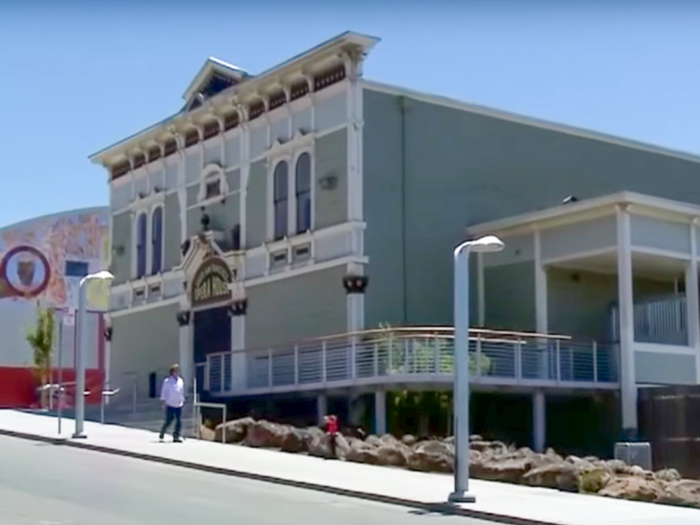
[610,294,688,346]
[204,327,619,395]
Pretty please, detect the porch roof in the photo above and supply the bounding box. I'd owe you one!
[467,192,700,237]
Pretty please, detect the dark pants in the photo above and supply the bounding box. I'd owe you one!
[160,406,182,440]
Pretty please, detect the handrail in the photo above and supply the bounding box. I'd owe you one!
[202,326,572,360]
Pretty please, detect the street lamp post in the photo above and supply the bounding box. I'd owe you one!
[449,235,504,504]
[73,270,114,439]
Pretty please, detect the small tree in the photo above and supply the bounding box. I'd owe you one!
[26,304,55,409]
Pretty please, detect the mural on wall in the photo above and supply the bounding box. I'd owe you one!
[0,211,109,310]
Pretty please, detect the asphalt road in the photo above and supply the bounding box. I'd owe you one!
[0,435,496,525]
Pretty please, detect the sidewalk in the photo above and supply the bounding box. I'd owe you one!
[0,410,696,525]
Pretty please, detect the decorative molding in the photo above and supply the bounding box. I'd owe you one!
[342,274,368,294]
[176,311,191,327]
[228,298,248,317]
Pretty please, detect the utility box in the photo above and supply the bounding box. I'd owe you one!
[615,442,652,471]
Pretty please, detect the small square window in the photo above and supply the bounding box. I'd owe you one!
[205,179,221,199]
[65,260,89,278]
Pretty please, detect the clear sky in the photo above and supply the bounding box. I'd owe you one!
[1,0,699,227]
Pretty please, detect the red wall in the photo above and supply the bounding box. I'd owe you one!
[0,367,104,408]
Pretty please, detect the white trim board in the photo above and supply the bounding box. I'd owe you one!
[109,296,182,318]
[469,192,700,237]
[362,80,700,166]
[245,255,367,287]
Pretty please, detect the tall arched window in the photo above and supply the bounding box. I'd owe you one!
[151,207,163,274]
[295,153,312,233]
[273,161,288,240]
[136,212,147,278]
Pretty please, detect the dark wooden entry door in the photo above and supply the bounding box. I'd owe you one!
[193,307,231,365]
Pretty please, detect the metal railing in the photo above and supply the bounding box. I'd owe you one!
[610,294,688,346]
[204,327,619,396]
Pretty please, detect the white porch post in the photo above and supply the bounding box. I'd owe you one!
[688,221,700,385]
[477,253,485,327]
[616,206,638,437]
[534,230,548,334]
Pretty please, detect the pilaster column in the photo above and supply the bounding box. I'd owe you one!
[616,205,637,437]
[176,310,193,392]
[103,324,113,404]
[229,298,247,392]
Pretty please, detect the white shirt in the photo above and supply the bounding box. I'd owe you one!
[160,375,185,408]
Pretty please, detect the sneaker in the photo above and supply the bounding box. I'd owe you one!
[159,437,164,443]
[173,437,183,443]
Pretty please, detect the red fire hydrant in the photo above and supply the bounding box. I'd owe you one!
[324,415,338,459]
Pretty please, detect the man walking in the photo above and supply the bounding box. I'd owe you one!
[159,364,185,443]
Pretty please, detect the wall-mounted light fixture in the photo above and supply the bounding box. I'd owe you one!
[318,173,338,191]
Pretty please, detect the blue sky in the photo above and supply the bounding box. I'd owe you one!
[1,0,699,227]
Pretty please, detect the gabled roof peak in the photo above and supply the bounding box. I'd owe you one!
[183,57,251,105]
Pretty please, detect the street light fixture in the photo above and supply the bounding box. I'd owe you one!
[449,235,504,504]
[73,270,114,439]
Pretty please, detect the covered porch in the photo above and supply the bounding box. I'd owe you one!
[468,191,700,435]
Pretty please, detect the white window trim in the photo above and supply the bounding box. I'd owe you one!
[266,131,315,241]
[267,156,293,241]
[132,210,149,279]
[149,204,165,275]
[197,163,229,206]
[292,147,315,235]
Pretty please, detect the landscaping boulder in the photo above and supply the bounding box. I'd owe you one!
[659,480,700,508]
[346,441,380,464]
[214,417,254,443]
[199,425,216,442]
[308,433,350,459]
[655,468,682,483]
[365,435,381,447]
[407,441,455,473]
[599,476,665,503]
[579,468,612,494]
[522,461,580,492]
[244,420,287,448]
[471,456,533,484]
[469,440,507,457]
[376,443,410,467]
[401,434,417,447]
[280,427,309,453]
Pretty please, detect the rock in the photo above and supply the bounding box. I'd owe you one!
[346,441,380,464]
[244,420,287,448]
[376,444,410,467]
[469,440,507,456]
[305,426,325,442]
[599,476,665,503]
[604,459,632,476]
[214,417,254,443]
[407,441,455,473]
[523,462,580,492]
[583,455,600,463]
[401,434,417,446]
[471,457,533,484]
[579,468,612,493]
[659,480,700,508]
[379,434,400,446]
[198,425,216,442]
[629,465,646,477]
[469,434,483,442]
[280,428,309,453]
[365,435,382,447]
[308,433,350,459]
[655,468,682,482]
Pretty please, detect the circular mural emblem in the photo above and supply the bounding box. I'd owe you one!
[0,246,51,298]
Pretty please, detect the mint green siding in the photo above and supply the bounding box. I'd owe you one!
[362,87,700,329]
[314,129,348,229]
[110,303,180,397]
[484,262,536,332]
[246,160,267,248]
[246,266,347,348]
[110,211,131,285]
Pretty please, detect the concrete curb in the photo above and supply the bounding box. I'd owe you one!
[0,427,562,525]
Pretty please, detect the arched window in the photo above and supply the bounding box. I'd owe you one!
[295,153,312,233]
[273,161,288,240]
[136,212,147,278]
[151,207,163,274]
